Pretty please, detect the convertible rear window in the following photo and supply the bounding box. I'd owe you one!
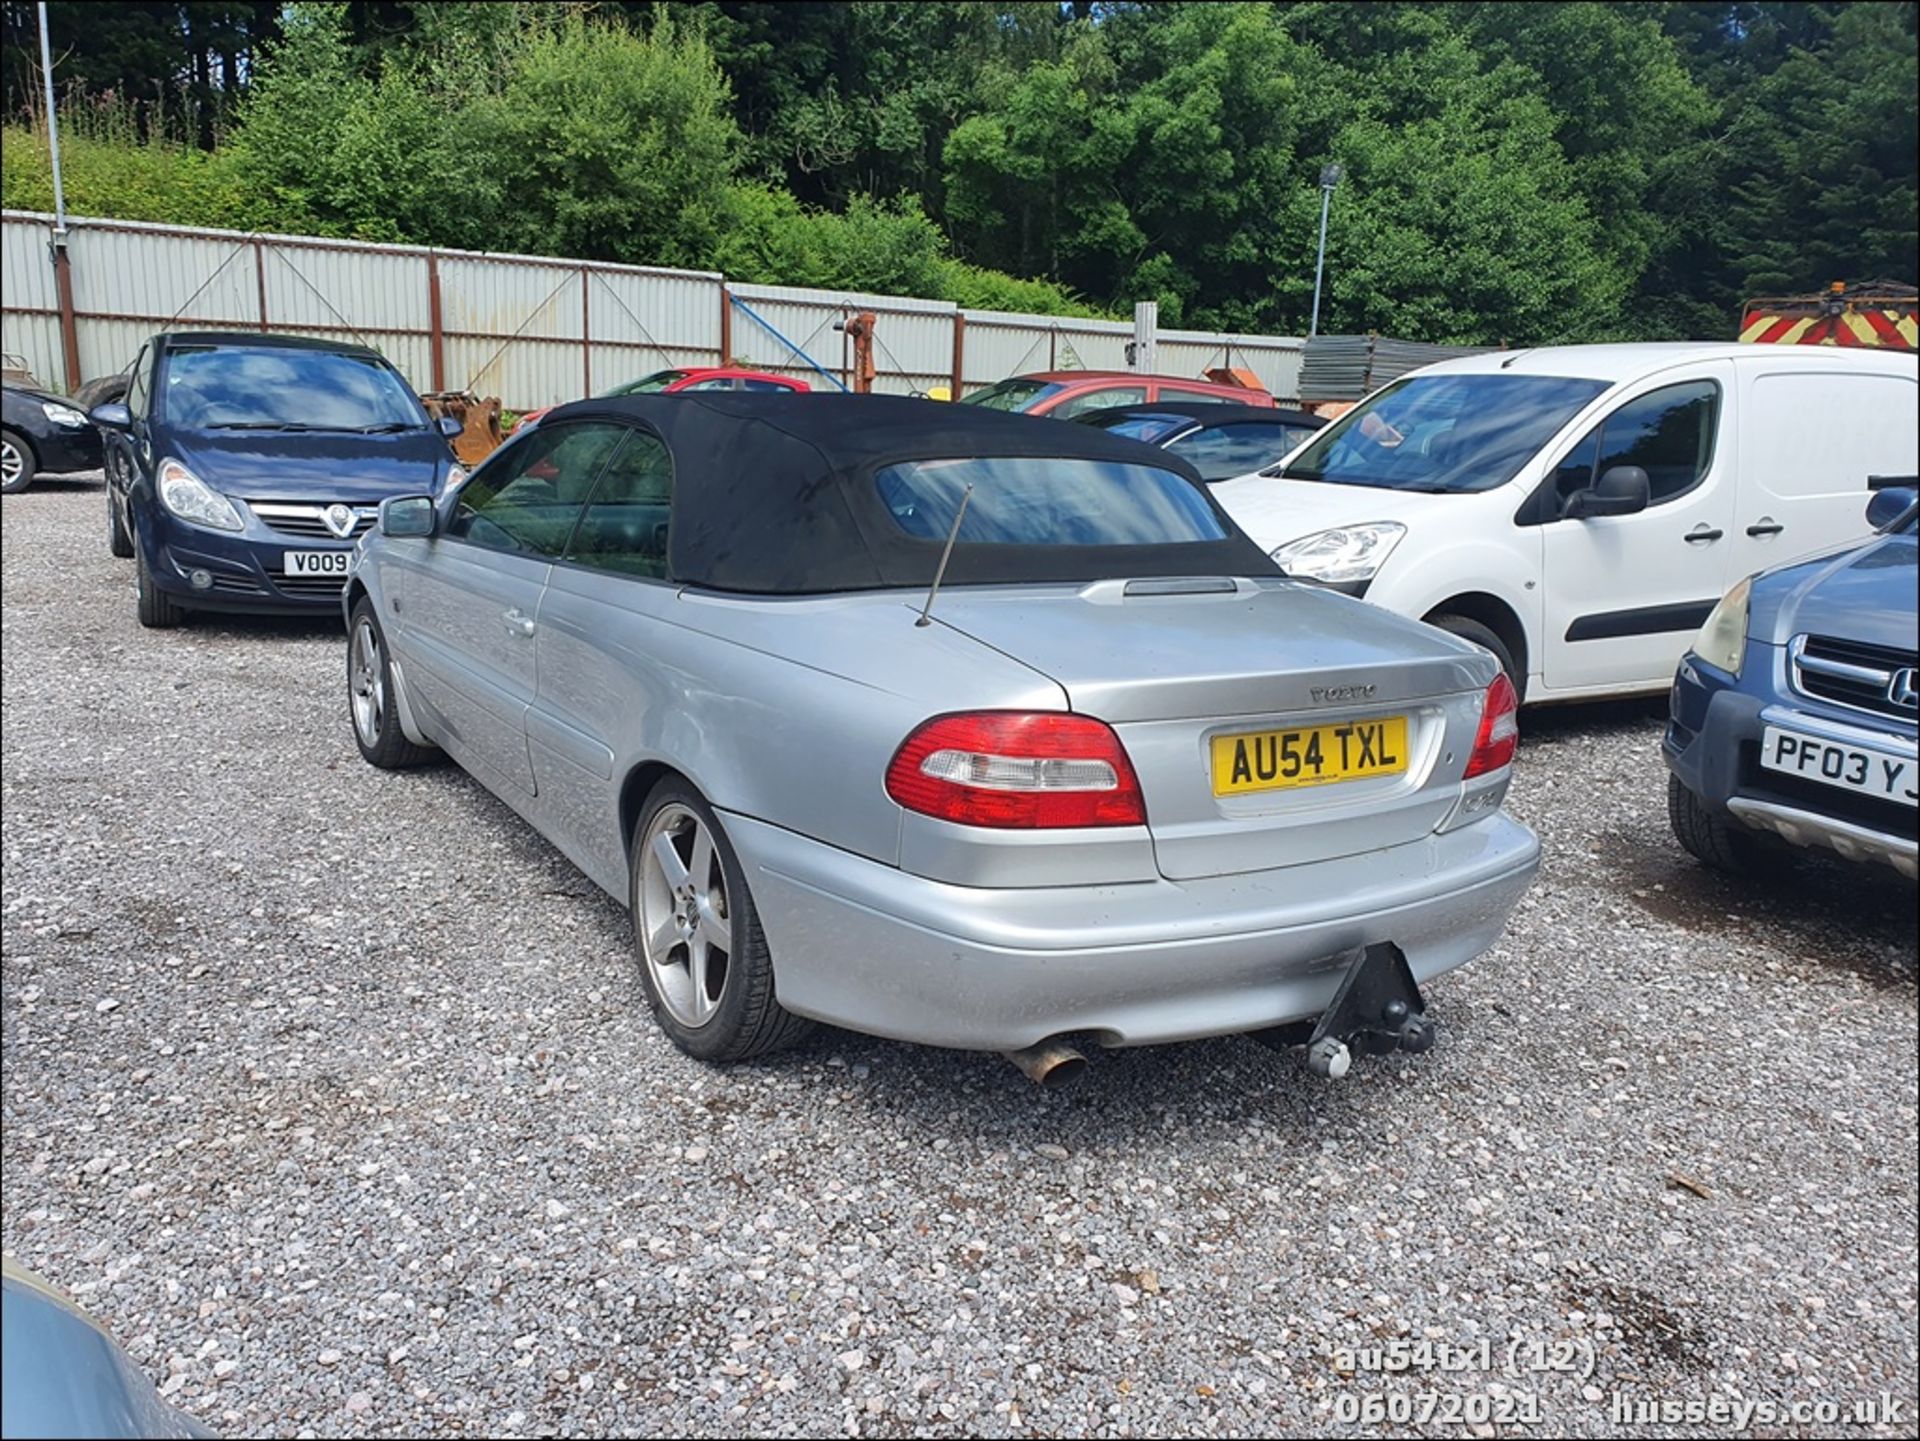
[876,457,1229,546]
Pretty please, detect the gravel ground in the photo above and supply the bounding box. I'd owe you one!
[4,477,1916,1440]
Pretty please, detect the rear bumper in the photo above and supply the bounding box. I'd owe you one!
[725,809,1540,1050]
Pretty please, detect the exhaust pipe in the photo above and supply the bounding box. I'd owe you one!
[1002,1038,1088,1088]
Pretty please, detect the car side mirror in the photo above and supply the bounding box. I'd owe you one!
[1867,485,1917,531]
[89,402,133,431]
[435,414,464,439]
[379,494,437,538]
[1564,464,1649,519]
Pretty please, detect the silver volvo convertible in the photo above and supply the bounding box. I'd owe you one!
[343,394,1539,1082]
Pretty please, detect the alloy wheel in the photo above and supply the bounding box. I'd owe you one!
[350,618,386,746]
[0,438,21,488]
[638,803,732,1028]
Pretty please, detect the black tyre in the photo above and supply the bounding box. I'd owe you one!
[134,542,184,628]
[347,599,436,769]
[1,428,34,494]
[1667,773,1789,875]
[1429,613,1519,696]
[107,490,133,558]
[630,777,813,1062]
[70,373,130,411]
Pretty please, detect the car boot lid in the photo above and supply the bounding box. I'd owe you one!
[922,576,1495,723]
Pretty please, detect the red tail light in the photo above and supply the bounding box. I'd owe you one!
[1463,673,1520,779]
[885,712,1147,829]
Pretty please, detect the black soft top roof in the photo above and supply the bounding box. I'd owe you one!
[541,391,1278,594]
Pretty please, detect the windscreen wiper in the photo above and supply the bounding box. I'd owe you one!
[205,421,314,431]
[351,422,417,433]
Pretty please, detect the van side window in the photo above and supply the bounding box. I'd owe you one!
[1552,381,1720,513]
[1546,429,1600,505]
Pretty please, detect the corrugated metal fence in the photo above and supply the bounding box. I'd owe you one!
[2,210,1303,408]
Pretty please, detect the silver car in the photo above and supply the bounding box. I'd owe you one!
[343,394,1539,1081]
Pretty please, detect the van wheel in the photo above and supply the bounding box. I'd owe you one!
[631,778,813,1063]
[135,544,184,628]
[1667,775,1790,875]
[1430,613,1518,695]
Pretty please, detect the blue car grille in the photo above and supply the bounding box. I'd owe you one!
[1790,635,1918,724]
[247,501,377,540]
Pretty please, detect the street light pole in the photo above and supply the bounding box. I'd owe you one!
[1308,162,1341,338]
[38,0,82,392]
[37,1,66,233]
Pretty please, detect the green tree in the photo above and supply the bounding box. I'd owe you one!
[223,2,474,242]
[1720,1,1919,296]
[458,15,742,267]
[7,1,1914,341]
[1,1,282,145]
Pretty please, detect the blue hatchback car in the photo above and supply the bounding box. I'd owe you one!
[1665,480,1917,878]
[92,332,463,627]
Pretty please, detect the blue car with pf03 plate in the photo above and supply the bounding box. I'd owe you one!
[1664,478,1918,878]
[90,332,465,628]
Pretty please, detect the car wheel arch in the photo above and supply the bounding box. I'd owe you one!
[619,760,692,863]
[1423,592,1530,695]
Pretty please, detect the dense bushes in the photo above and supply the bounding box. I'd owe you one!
[1,5,1104,318]
[1,122,253,230]
[6,2,1912,339]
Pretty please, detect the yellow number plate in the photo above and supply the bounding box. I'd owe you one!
[1211,716,1410,795]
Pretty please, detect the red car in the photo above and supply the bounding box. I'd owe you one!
[960,369,1274,419]
[512,367,809,433]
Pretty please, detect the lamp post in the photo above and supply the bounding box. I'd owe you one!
[37,2,65,231]
[38,0,81,391]
[1309,162,1341,338]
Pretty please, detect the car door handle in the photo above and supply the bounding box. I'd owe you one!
[1746,519,1784,537]
[1683,525,1724,544]
[502,608,536,638]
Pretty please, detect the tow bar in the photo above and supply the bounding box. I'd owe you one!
[1248,942,1435,1078]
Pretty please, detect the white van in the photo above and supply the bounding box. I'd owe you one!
[1214,343,1919,701]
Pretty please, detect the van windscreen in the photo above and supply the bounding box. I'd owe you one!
[1274,374,1608,494]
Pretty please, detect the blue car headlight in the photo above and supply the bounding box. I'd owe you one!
[157,458,244,533]
[1691,576,1752,677]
